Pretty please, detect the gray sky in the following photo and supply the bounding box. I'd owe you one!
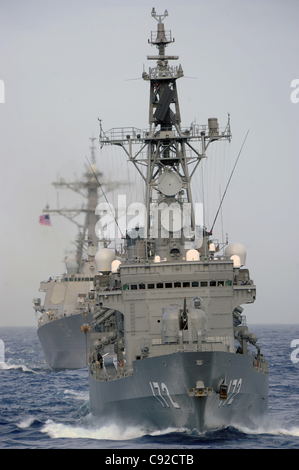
[0,0,298,326]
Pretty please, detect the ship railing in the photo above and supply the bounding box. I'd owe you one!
[89,361,133,381]
[38,309,84,327]
[233,279,254,287]
[204,336,229,345]
[52,308,91,319]
[148,65,181,80]
[40,309,60,322]
[150,29,173,44]
[100,124,231,148]
[100,127,145,144]
[253,354,269,375]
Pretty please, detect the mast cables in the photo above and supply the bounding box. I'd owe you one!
[85,155,124,238]
[210,129,249,234]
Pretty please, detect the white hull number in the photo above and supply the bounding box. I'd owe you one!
[219,378,242,407]
[149,382,180,409]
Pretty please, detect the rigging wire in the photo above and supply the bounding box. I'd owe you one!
[85,154,124,238]
[210,129,249,234]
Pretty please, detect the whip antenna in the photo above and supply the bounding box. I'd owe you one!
[210,130,249,234]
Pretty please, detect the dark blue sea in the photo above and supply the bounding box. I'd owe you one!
[1,324,299,450]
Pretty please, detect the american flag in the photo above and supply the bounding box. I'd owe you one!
[39,214,52,226]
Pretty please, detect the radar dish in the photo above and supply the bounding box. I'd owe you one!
[158,170,182,196]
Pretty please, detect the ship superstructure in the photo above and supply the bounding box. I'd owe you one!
[88,9,268,432]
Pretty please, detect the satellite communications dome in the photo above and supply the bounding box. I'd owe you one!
[225,243,246,267]
[186,249,200,261]
[111,259,122,273]
[66,262,79,274]
[95,248,116,273]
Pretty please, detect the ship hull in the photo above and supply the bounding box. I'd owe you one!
[37,313,93,370]
[89,351,268,432]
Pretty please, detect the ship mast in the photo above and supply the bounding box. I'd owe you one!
[84,136,101,249]
[144,7,194,244]
[43,137,102,267]
[99,9,232,261]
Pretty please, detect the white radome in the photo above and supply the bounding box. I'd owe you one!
[225,243,247,267]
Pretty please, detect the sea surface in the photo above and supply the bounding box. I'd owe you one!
[0,324,299,450]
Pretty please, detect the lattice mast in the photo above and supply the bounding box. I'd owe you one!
[99,9,231,260]
[43,137,103,266]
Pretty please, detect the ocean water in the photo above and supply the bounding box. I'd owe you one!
[0,324,299,450]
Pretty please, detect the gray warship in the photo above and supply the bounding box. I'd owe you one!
[88,9,268,432]
[33,138,106,370]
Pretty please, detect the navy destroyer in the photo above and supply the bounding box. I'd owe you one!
[88,9,268,432]
[33,138,108,370]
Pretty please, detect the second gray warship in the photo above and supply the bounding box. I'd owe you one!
[88,9,268,433]
[33,139,108,370]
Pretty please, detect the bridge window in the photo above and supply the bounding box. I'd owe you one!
[192,281,199,287]
[183,282,190,288]
[131,284,138,290]
[165,282,172,288]
[139,283,145,289]
[148,283,155,289]
[157,282,163,289]
[174,282,181,288]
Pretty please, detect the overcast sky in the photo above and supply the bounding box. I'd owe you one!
[0,0,298,326]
